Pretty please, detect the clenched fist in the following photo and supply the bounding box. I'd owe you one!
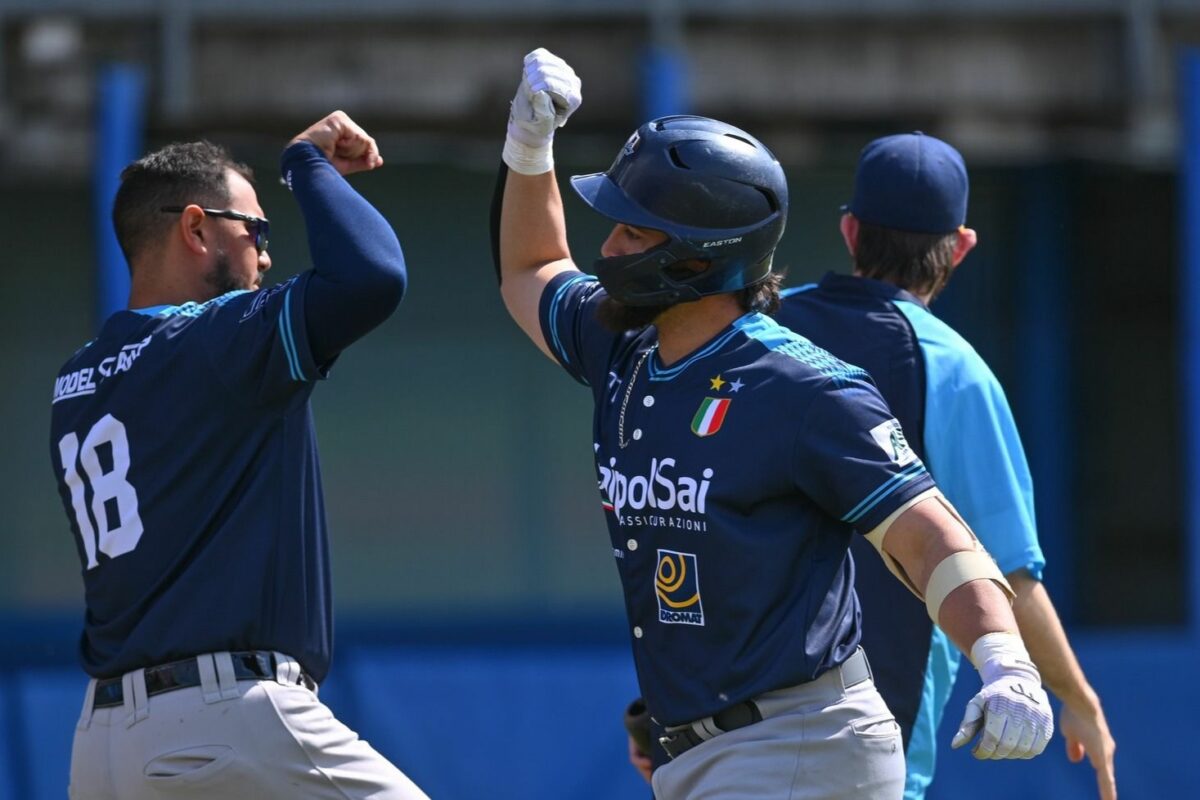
[953,633,1054,760]
[503,48,583,175]
[291,111,383,176]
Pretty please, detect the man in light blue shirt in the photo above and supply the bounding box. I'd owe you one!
[776,133,1117,800]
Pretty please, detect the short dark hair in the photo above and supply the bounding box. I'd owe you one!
[736,271,784,315]
[112,141,254,268]
[852,220,958,300]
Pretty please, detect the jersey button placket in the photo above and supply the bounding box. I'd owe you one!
[618,346,654,450]
[631,387,649,442]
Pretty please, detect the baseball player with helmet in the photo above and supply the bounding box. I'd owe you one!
[50,111,429,799]
[493,48,1054,799]
[628,134,1118,799]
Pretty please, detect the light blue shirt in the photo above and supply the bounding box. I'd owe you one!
[895,298,1044,800]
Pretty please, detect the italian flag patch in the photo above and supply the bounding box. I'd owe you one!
[691,397,731,437]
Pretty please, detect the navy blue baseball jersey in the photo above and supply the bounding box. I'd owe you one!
[49,142,406,683]
[540,271,935,726]
[779,273,1044,800]
[50,278,332,680]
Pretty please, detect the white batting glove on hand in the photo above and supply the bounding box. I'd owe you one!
[952,632,1054,760]
[502,47,583,175]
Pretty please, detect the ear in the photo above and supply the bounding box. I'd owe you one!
[950,226,978,268]
[176,205,208,256]
[839,213,859,256]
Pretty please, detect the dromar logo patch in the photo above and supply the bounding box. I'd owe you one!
[656,550,704,626]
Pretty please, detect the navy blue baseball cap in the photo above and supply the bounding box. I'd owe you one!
[844,132,968,234]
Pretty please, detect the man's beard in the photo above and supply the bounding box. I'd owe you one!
[595,295,673,334]
[204,249,254,296]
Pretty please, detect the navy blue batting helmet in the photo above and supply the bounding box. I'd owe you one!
[570,115,788,306]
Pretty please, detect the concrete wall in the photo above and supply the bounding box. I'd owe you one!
[1,4,1196,179]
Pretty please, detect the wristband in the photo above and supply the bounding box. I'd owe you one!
[502,135,553,176]
[969,631,1038,676]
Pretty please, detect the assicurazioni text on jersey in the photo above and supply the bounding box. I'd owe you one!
[540,272,935,727]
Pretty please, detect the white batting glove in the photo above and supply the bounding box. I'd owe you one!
[502,48,582,175]
[952,632,1054,760]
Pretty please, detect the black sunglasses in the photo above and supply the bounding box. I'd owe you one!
[161,206,270,254]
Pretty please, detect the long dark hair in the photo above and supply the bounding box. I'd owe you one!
[853,221,957,301]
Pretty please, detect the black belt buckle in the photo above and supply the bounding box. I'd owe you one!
[232,651,274,680]
[658,728,702,760]
[658,699,762,760]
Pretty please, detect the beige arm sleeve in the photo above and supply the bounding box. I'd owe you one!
[862,488,1014,622]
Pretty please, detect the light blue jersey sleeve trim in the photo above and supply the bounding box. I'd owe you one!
[548,273,598,369]
[842,462,929,524]
[894,300,1045,578]
[278,286,306,382]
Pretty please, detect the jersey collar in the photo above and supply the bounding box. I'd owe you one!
[647,319,746,382]
[128,289,251,318]
[818,272,928,310]
[128,304,176,317]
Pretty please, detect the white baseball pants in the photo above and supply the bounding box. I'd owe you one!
[68,651,428,800]
[651,660,905,799]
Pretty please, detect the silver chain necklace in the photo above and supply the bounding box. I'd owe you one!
[618,345,656,449]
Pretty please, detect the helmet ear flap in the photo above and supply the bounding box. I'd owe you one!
[591,241,703,307]
[662,257,713,283]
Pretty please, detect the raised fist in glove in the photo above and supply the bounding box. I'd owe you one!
[953,632,1054,760]
[503,47,583,175]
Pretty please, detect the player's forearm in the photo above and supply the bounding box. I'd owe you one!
[498,167,576,341]
[882,499,1018,653]
[499,169,571,280]
[282,141,406,358]
[935,580,1020,655]
[1009,570,1100,709]
[882,497,1055,758]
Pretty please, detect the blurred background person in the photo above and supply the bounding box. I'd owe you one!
[778,132,1116,800]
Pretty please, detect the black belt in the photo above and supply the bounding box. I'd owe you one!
[658,647,872,760]
[92,651,316,710]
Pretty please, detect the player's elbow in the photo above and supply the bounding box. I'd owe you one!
[500,279,541,334]
[372,249,408,312]
[500,281,521,318]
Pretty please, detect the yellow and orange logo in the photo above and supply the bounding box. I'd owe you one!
[656,550,705,626]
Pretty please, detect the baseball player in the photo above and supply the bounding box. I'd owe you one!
[778,132,1116,799]
[627,134,1118,799]
[50,112,428,799]
[493,48,1053,799]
